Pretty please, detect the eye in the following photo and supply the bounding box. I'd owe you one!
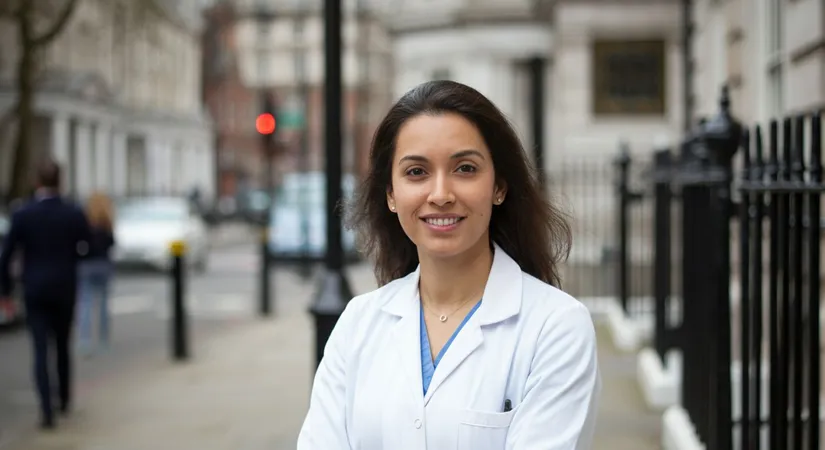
[456,164,476,173]
[405,167,426,177]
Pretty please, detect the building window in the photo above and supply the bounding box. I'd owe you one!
[592,40,666,115]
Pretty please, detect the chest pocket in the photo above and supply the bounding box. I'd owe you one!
[457,407,516,449]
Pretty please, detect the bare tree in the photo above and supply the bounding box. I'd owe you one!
[2,0,78,203]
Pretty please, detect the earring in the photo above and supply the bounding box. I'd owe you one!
[496,197,503,204]
[389,204,396,212]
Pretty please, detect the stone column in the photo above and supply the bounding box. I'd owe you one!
[94,123,112,192]
[50,113,71,194]
[146,136,163,196]
[73,120,93,200]
[111,130,128,198]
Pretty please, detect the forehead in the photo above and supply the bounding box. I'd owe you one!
[394,113,488,161]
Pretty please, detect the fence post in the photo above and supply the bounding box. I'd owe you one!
[652,148,673,364]
[170,240,189,361]
[679,133,713,443]
[616,142,632,314]
[698,85,742,450]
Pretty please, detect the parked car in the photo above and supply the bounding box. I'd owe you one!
[113,197,210,272]
[0,211,24,326]
[268,172,359,263]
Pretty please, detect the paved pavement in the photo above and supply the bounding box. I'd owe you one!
[0,261,662,449]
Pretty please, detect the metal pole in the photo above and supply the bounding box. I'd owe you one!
[355,0,370,179]
[293,0,311,278]
[616,143,631,314]
[256,1,275,316]
[310,0,353,371]
[682,0,693,133]
[170,241,189,361]
[260,218,272,316]
[529,57,546,188]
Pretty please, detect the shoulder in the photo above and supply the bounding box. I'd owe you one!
[340,274,408,321]
[10,201,36,222]
[336,273,413,340]
[61,201,87,221]
[518,272,595,340]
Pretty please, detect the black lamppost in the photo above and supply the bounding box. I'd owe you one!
[292,1,312,278]
[682,0,694,133]
[310,0,353,370]
[528,56,546,188]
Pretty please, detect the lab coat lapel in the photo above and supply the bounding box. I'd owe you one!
[422,316,483,405]
[381,268,425,407]
[422,244,523,405]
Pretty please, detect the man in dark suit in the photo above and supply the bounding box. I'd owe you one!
[0,160,91,429]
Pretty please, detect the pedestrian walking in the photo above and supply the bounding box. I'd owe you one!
[76,192,116,356]
[0,160,92,430]
[298,80,600,449]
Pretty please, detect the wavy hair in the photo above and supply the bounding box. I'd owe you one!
[85,192,114,232]
[347,80,571,287]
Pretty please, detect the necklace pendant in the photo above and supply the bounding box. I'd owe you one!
[439,315,447,322]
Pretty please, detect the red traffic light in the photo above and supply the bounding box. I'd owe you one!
[256,113,276,135]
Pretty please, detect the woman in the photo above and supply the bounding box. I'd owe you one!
[77,192,116,356]
[298,81,600,449]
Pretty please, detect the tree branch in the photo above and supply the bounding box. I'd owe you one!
[0,0,21,18]
[31,0,79,47]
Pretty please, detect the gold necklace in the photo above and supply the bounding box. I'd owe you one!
[421,294,479,323]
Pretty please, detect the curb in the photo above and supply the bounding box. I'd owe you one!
[637,347,680,410]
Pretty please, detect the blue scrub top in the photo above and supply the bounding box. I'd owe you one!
[420,300,482,396]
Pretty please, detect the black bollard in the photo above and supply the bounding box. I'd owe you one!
[260,227,272,316]
[170,240,189,361]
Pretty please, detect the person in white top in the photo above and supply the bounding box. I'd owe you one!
[298,80,601,449]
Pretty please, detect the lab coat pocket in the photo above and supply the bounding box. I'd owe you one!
[458,408,516,449]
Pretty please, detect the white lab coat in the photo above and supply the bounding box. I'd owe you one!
[297,244,601,450]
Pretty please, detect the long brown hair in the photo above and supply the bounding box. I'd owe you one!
[85,192,114,232]
[346,80,572,287]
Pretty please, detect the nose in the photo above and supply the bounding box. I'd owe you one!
[427,173,455,206]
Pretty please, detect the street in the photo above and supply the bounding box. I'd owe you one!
[0,227,296,447]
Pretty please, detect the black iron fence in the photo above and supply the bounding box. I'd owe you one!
[617,86,823,449]
[549,151,655,319]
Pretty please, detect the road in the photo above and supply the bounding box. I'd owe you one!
[0,237,311,445]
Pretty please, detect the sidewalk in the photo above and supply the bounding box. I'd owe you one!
[3,265,660,450]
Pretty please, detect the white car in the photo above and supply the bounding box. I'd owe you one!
[113,197,209,272]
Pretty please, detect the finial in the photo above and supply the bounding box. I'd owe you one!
[719,84,730,115]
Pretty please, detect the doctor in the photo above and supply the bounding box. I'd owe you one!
[298,80,601,449]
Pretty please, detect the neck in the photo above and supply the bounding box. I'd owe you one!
[418,239,493,310]
[35,187,58,198]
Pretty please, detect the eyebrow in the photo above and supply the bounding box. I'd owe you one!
[398,149,485,163]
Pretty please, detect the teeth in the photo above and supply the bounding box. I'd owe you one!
[426,217,460,226]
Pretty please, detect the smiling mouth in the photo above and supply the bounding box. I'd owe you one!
[421,217,465,226]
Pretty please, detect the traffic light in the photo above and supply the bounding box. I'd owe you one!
[256,113,276,135]
[258,93,277,138]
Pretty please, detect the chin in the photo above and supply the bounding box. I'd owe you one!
[416,239,473,260]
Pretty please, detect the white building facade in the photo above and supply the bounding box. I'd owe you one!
[386,0,684,166]
[0,0,216,202]
[690,0,825,123]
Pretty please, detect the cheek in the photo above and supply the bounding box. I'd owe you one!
[392,184,427,211]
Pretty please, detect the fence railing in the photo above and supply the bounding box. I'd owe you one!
[550,151,655,320]
[617,86,823,450]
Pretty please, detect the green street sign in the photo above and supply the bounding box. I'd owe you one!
[277,110,305,129]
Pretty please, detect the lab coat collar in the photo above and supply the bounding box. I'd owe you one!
[379,242,523,325]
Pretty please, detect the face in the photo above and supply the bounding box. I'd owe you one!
[388,113,506,260]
